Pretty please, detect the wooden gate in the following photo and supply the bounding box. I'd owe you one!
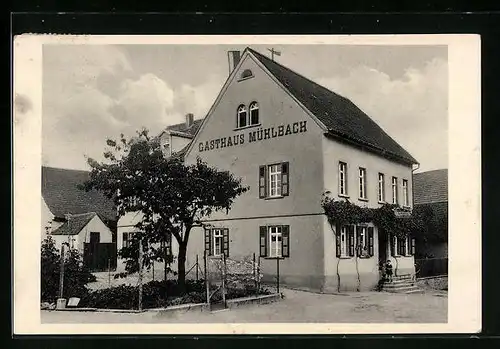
[83,243,117,272]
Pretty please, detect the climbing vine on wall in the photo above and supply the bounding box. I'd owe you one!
[321,194,425,239]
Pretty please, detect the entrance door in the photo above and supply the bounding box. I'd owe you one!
[378,233,388,277]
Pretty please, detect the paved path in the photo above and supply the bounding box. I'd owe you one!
[41,289,447,324]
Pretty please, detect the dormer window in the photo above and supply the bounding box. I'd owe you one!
[237,105,248,128]
[249,102,259,125]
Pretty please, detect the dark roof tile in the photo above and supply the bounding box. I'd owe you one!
[413,169,448,204]
[51,212,98,236]
[42,166,117,222]
[248,48,418,165]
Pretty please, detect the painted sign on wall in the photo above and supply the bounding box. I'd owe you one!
[198,120,308,153]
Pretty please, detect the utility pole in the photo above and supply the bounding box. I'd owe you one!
[59,243,65,299]
[267,48,281,61]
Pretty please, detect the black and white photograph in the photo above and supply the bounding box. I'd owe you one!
[13,35,481,334]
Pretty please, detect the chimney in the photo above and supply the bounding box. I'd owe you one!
[228,50,241,75]
[185,113,194,128]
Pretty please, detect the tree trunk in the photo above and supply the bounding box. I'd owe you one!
[177,242,187,294]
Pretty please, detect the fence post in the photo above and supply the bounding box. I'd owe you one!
[222,254,227,308]
[196,255,199,281]
[257,255,261,294]
[138,239,143,311]
[253,253,257,296]
[276,257,280,294]
[204,250,209,305]
[108,258,111,287]
[59,243,65,299]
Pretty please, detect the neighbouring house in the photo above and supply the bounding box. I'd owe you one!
[412,169,448,278]
[42,166,118,271]
[117,47,419,292]
[116,113,203,274]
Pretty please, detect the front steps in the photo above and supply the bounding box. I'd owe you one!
[382,274,424,294]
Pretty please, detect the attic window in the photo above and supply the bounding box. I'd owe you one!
[239,69,254,81]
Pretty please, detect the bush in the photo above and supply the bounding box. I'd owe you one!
[78,279,272,310]
[41,237,96,302]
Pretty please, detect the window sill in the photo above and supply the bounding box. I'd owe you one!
[358,197,369,202]
[338,194,350,199]
[358,255,372,259]
[234,123,261,132]
[378,201,386,205]
[265,195,285,201]
[402,205,412,210]
[264,256,286,260]
[339,256,353,259]
[237,75,254,82]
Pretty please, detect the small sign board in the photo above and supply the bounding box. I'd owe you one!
[393,208,412,219]
[67,297,80,307]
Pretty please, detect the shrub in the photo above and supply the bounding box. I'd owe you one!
[78,279,272,309]
[41,237,96,302]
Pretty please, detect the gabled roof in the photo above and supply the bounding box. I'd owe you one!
[247,48,418,166]
[42,166,117,222]
[162,118,204,139]
[413,169,448,205]
[51,212,101,236]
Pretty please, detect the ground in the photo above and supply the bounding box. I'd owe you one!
[41,288,447,323]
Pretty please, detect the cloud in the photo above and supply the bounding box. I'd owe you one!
[42,46,225,170]
[316,58,448,171]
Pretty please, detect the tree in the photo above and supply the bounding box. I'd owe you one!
[82,129,248,292]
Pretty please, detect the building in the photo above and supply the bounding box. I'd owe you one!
[413,169,448,259]
[177,47,419,292]
[42,166,117,270]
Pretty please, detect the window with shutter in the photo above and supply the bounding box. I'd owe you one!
[259,166,266,199]
[348,225,355,257]
[259,226,267,257]
[281,162,289,196]
[356,227,362,255]
[281,225,290,257]
[335,225,341,257]
[223,228,230,257]
[204,228,212,256]
[268,164,282,198]
[368,227,374,256]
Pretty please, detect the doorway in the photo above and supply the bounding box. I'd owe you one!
[378,232,388,278]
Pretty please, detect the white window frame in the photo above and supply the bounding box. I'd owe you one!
[269,226,283,258]
[359,167,367,199]
[212,229,223,256]
[340,226,348,257]
[393,235,408,256]
[122,232,132,248]
[402,179,409,207]
[339,162,348,196]
[392,176,398,204]
[237,105,248,128]
[249,101,259,125]
[378,173,385,202]
[357,226,368,250]
[268,164,282,198]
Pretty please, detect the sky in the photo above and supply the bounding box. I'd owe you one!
[40,44,448,173]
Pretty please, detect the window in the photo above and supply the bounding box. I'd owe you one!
[359,167,367,199]
[259,225,290,258]
[241,69,253,79]
[237,105,247,128]
[122,232,131,248]
[378,173,385,202]
[392,176,398,204]
[259,162,289,199]
[340,226,348,257]
[204,228,229,257]
[402,179,409,206]
[163,138,171,157]
[268,164,282,197]
[212,229,223,256]
[390,234,415,256]
[160,235,173,258]
[339,162,348,196]
[249,102,259,125]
